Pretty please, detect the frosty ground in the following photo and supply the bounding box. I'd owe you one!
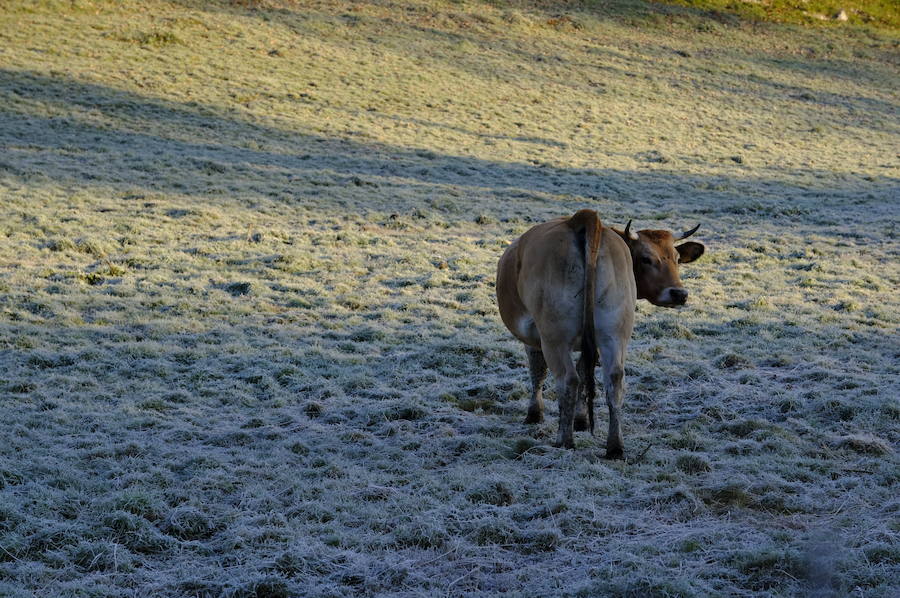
[0,0,898,596]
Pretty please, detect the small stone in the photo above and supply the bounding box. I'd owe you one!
[834,10,848,22]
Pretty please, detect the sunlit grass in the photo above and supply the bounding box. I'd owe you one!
[0,0,898,596]
[658,0,900,29]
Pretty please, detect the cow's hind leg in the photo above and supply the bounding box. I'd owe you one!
[573,354,589,432]
[598,334,627,460]
[542,342,579,449]
[524,346,547,424]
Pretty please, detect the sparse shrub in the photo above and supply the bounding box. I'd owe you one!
[137,398,169,412]
[588,575,699,598]
[128,29,182,47]
[676,453,712,474]
[288,442,309,456]
[724,440,759,455]
[103,511,173,554]
[75,239,112,257]
[699,483,751,509]
[731,547,804,589]
[116,442,145,458]
[720,418,768,438]
[671,426,705,451]
[162,506,216,541]
[686,364,709,379]
[27,351,75,369]
[0,532,27,563]
[45,238,77,252]
[755,492,806,514]
[836,434,891,455]
[472,520,516,545]
[517,529,559,553]
[303,401,323,418]
[339,295,365,310]
[110,491,163,522]
[467,481,514,506]
[349,327,385,342]
[70,540,133,572]
[225,281,252,296]
[508,437,547,459]
[232,575,290,598]
[834,299,860,312]
[2,381,34,395]
[715,353,750,369]
[106,263,126,276]
[392,521,448,549]
[818,398,856,421]
[0,506,23,533]
[643,320,694,339]
[864,543,900,565]
[78,271,104,286]
[378,402,427,422]
[778,397,802,413]
[455,397,501,413]
[28,523,84,556]
[178,579,224,597]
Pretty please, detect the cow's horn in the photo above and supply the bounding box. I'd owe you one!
[676,223,701,241]
[624,220,637,240]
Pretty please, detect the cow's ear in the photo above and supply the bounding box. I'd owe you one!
[676,242,704,264]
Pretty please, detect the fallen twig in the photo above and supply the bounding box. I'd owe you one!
[628,442,653,465]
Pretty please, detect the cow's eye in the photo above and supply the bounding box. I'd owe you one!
[641,256,654,266]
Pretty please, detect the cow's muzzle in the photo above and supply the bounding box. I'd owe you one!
[659,287,688,307]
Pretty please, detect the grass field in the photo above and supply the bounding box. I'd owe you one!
[1,0,898,596]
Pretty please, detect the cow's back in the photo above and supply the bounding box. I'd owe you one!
[497,216,635,350]
[497,217,582,348]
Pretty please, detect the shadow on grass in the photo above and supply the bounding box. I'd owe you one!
[0,68,896,228]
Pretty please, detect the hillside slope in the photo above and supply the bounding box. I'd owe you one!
[1,1,898,596]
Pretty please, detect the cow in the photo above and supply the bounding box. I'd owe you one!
[496,209,704,459]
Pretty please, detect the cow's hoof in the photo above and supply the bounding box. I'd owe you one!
[604,447,625,461]
[573,415,589,432]
[524,410,543,424]
[553,438,575,450]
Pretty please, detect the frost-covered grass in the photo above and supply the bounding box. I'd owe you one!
[0,0,898,596]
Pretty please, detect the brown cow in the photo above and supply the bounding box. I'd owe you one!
[496,209,704,459]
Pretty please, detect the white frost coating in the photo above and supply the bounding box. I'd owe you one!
[0,2,897,597]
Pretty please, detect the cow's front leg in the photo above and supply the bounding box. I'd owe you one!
[524,346,547,424]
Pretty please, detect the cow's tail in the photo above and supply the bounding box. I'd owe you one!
[568,209,601,435]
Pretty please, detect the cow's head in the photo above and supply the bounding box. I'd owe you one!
[620,221,705,307]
